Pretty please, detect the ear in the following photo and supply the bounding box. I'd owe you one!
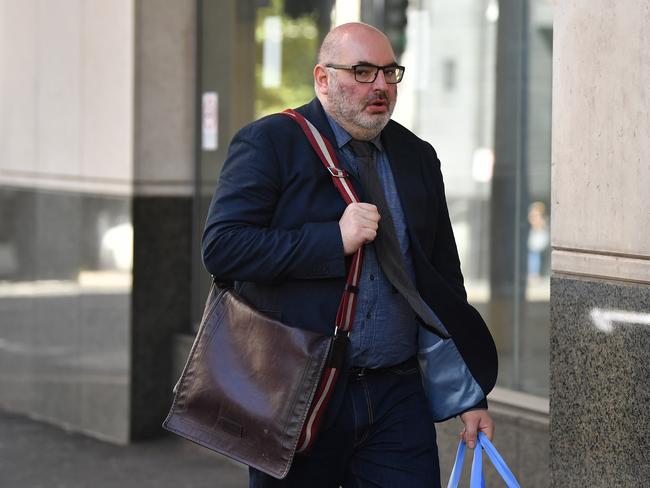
[314,64,329,96]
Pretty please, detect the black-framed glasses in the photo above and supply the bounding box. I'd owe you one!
[325,63,406,84]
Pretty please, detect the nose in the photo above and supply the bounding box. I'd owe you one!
[372,69,389,89]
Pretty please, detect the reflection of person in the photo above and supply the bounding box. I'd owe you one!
[202,23,497,488]
[527,201,550,278]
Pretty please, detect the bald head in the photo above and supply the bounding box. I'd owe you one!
[318,23,395,65]
[313,22,399,140]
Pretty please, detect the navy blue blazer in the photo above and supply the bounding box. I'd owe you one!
[203,98,498,407]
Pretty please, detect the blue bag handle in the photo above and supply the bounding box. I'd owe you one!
[470,438,485,488]
[447,440,466,488]
[447,432,521,488]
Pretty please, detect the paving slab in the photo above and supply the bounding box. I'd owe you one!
[0,410,248,488]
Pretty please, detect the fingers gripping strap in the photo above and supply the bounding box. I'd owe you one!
[447,433,521,488]
[281,109,365,452]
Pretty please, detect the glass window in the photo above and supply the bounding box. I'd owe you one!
[254,1,323,118]
[195,0,553,397]
[392,0,553,397]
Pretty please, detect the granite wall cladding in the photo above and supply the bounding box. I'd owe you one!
[550,275,650,487]
[0,187,132,443]
[0,187,130,281]
[130,196,192,440]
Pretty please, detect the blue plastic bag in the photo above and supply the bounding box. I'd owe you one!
[447,432,521,488]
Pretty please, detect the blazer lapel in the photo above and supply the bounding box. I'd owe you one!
[381,123,434,250]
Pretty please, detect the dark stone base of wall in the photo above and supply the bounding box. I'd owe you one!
[130,196,192,440]
[0,186,133,443]
[551,275,650,487]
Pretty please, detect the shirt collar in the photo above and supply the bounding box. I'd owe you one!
[324,112,384,152]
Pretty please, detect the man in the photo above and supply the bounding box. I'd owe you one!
[203,22,497,487]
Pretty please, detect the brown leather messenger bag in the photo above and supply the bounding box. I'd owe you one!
[163,109,364,479]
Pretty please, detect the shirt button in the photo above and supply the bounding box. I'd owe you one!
[369,274,375,281]
[366,312,371,319]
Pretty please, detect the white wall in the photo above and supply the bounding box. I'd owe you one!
[552,0,650,283]
[0,0,135,195]
[0,0,197,192]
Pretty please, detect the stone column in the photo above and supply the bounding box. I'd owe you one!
[130,0,196,439]
[550,1,650,486]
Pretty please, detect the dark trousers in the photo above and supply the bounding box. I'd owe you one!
[249,360,441,488]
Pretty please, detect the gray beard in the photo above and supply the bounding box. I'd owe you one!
[326,78,395,140]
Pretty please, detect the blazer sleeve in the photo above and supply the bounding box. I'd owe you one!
[202,121,347,283]
[425,142,468,301]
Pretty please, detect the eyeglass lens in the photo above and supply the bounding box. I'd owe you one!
[354,65,404,83]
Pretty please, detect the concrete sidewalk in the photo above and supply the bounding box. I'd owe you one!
[0,410,248,488]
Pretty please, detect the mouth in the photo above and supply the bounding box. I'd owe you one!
[366,98,388,113]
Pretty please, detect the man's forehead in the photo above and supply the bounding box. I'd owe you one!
[338,37,396,64]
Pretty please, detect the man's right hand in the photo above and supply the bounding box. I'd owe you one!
[339,203,381,255]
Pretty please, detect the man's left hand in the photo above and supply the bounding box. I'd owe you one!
[459,409,494,449]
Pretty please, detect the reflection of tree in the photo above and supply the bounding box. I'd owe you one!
[255,0,333,118]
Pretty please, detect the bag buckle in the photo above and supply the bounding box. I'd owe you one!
[326,329,349,370]
[327,167,348,178]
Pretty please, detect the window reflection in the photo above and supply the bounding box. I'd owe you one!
[0,186,131,432]
[99,222,133,272]
[527,201,549,281]
[391,0,552,397]
[255,0,325,118]
[0,187,132,291]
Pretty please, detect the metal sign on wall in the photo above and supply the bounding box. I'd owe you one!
[202,92,218,151]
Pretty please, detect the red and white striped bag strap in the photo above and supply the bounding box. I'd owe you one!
[281,108,364,452]
[281,108,364,334]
